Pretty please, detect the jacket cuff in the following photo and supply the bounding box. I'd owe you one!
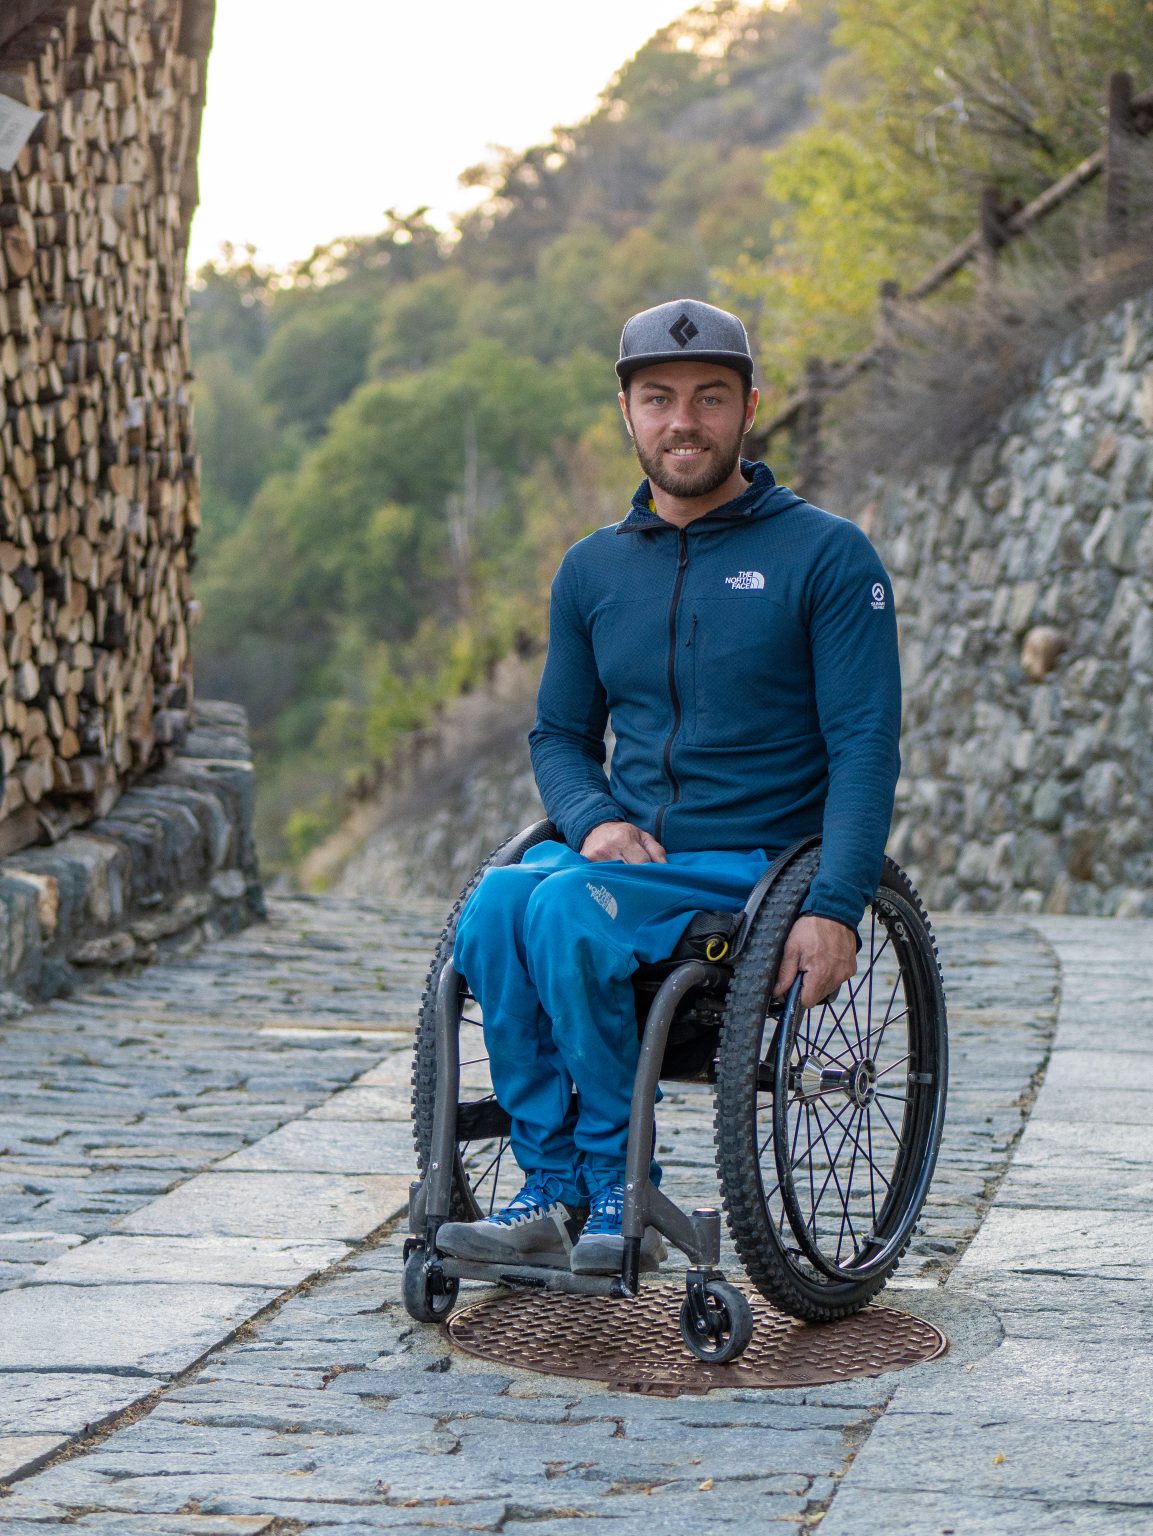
[800,875,867,933]
[565,805,626,854]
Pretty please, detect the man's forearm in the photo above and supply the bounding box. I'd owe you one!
[528,725,623,850]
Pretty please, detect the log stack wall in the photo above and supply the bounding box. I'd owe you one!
[0,0,212,859]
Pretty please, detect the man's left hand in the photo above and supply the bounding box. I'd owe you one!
[772,915,858,1010]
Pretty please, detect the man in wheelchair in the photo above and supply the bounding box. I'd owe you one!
[436,299,901,1280]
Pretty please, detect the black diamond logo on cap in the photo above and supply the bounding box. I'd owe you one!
[669,313,699,348]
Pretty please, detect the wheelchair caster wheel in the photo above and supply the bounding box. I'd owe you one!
[679,1278,754,1364]
[402,1245,459,1323]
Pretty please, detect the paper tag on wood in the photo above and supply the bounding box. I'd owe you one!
[0,92,43,173]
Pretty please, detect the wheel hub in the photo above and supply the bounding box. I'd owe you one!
[847,1056,878,1106]
[789,1054,878,1106]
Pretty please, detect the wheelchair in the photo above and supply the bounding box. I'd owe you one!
[404,820,947,1364]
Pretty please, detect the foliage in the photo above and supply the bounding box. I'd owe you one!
[732,0,1153,386]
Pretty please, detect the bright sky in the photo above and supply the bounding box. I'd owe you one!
[188,1,707,271]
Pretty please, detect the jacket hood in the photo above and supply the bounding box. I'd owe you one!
[616,459,797,534]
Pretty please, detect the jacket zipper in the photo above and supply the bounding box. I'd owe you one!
[654,530,688,844]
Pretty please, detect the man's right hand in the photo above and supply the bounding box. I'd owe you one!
[580,821,668,863]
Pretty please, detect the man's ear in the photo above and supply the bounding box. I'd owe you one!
[617,389,634,438]
[744,386,760,434]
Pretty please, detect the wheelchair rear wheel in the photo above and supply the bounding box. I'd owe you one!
[714,849,947,1321]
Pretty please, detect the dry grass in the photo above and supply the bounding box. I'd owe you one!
[823,149,1153,491]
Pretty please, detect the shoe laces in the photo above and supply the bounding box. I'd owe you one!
[582,1182,625,1236]
[487,1176,564,1227]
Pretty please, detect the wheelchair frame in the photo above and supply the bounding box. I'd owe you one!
[404,821,947,1362]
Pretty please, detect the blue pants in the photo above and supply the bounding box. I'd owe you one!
[453,843,769,1204]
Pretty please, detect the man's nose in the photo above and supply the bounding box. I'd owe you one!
[669,400,701,434]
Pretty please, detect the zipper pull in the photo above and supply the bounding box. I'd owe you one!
[685,613,698,648]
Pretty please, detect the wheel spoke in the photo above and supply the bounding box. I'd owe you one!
[846,931,893,1048]
[867,978,905,1059]
[837,1108,865,1262]
[778,1093,858,1176]
[800,1002,857,1068]
[807,1094,817,1230]
[820,997,863,1062]
[836,1113,894,1194]
[804,1101,896,1265]
[487,1137,508,1214]
[800,1019,856,1069]
[805,1100,858,1232]
[468,1138,508,1194]
[875,1052,911,1079]
[873,1095,906,1145]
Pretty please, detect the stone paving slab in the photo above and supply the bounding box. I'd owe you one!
[217,1121,416,1174]
[0,1515,276,1536]
[114,1171,411,1241]
[0,911,1068,1531]
[304,1087,414,1123]
[812,1489,1143,1535]
[958,1206,1152,1278]
[0,1444,65,1486]
[0,1373,168,1436]
[34,1235,351,1287]
[0,1282,277,1373]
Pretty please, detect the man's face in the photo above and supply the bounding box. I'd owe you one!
[619,362,758,501]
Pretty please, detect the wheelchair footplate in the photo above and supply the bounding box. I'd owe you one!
[403,1194,755,1365]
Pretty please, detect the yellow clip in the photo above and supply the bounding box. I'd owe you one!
[705,936,730,962]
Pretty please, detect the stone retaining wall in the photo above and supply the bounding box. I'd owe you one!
[0,699,261,1006]
[860,289,1153,915]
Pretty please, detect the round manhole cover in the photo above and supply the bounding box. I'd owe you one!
[447,1285,946,1396]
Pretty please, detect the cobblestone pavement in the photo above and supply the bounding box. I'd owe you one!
[0,897,1135,1534]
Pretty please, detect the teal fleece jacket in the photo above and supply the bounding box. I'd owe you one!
[527,461,901,930]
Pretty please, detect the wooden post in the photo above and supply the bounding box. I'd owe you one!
[1104,70,1135,253]
[876,279,900,389]
[977,186,1010,307]
[796,358,826,501]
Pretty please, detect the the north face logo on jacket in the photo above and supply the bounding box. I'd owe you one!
[725,570,765,590]
[586,883,619,920]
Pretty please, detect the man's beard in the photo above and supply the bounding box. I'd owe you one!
[631,424,744,500]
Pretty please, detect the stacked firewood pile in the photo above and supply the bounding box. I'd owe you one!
[0,0,209,856]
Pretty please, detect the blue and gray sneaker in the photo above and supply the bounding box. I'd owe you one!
[569,1182,667,1275]
[435,1177,587,1268]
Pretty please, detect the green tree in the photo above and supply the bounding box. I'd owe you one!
[255,296,376,436]
[188,247,275,370]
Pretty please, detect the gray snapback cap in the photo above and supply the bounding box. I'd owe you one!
[616,298,754,383]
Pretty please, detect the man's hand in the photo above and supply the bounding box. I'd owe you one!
[580,821,668,864]
[773,914,857,1010]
